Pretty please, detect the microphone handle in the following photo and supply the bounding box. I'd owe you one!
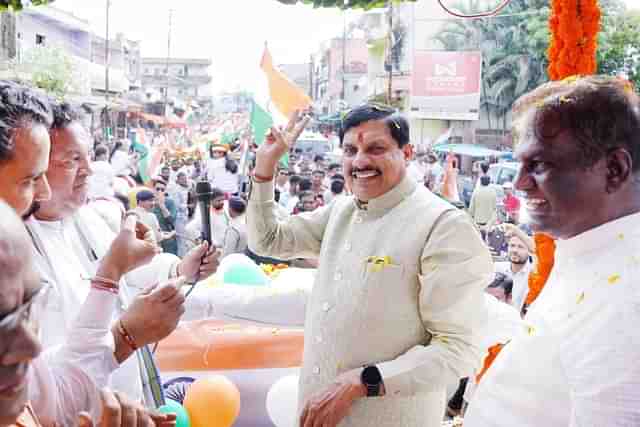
[199,199,212,245]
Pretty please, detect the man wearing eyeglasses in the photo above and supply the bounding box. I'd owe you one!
[248,105,492,427]
[0,200,177,427]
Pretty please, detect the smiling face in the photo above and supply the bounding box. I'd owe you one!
[342,120,412,202]
[36,122,92,221]
[513,111,610,239]
[0,124,52,218]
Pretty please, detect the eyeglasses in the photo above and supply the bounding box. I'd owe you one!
[0,282,50,339]
[155,187,166,192]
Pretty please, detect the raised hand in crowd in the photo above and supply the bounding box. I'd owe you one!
[96,214,159,283]
[254,110,310,178]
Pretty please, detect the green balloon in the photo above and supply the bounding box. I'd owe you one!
[158,399,190,427]
[224,265,269,286]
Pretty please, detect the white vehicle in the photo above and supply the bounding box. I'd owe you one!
[292,132,331,160]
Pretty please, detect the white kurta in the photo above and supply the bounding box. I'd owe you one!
[248,176,493,427]
[466,212,640,427]
[25,205,179,401]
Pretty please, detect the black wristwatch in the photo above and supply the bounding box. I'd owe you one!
[361,365,383,397]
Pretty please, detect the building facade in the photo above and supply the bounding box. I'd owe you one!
[141,57,212,105]
[313,37,368,114]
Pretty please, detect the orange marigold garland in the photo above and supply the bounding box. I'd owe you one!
[547,0,601,79]
[477,0,601,386]
[524,234,556,308]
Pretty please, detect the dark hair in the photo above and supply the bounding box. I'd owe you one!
[228,196,246,215]
[488,272,513,297]
[114,193,130,210]
[339,104,410,148]
[513,75,640,172]
[328,163,341,172]
[298,190,315,201]
[51,101,81,130]
[480,176,491,186]
[225,158,238,174]
[331,179,345,195]
[331,173,345,182]
[274,188,281,203]
[94,144,109,159]
[298,178,312,192]
[313,154,325,163]
[480,162,490,174]
[110,140,123,163]
[212,187,225,200]
[0,80,52,163]
[312,169,325,177]
[289,174,302,185]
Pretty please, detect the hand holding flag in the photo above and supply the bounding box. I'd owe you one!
[254,110,310,178]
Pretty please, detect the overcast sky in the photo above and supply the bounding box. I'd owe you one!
[53,0,640,95]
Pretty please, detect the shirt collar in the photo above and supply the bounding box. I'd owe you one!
[555,211,640,258]
[354,175,416,213]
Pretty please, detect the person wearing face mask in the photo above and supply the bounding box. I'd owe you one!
[247,106,492,427]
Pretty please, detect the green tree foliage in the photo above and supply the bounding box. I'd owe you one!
[275,0,415,10]
[0,0,52,11]
[9,45,81,98]
[597,8,640,88]
[433,0,640,127]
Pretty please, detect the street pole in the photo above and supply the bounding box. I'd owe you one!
[104,0,111,139]
[387,0,393,105]
[164,9,173,117]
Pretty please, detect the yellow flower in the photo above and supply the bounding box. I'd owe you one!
[608,274,621,285]
[617,233,625,240]
[576,292,585,304]
[559,95,572,103]
[527,325,536,336]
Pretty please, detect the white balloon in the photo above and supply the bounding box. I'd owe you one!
[266,375,299,427]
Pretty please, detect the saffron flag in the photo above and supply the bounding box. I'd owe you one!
[260,46,312,118]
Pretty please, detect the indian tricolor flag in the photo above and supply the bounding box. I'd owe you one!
[251,44,312,167]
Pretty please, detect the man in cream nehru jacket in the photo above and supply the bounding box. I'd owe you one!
[247,105,492,427]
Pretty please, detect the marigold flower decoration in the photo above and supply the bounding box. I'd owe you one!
[548,0,601,79]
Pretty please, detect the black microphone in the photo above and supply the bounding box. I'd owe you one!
[195,180,213,245]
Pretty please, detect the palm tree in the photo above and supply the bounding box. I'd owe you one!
[433,0,550,130]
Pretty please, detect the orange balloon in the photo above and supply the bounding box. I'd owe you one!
[183,376,241,427]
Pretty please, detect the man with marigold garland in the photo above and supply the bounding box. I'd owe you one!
[466,75,640,426]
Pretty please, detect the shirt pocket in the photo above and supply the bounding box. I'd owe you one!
[361,262,418,325]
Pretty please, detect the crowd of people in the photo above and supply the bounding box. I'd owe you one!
[0,73,639,427]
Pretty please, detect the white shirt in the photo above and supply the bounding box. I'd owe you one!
[466,212,640,427]
[494,260,533,313]
[29,288,119,426]
[25,206,179,402]
[88,160,115,199]
[110,150,131,176]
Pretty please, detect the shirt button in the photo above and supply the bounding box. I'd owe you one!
[316,335,323,343]
[313,366,320,374]
[322,302,331,312]
[345,242,352,251]
[355,217,363,224]
[334,271,343,281]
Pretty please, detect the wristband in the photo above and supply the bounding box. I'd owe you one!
[118,319,138,351]
[252,171,274,183]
